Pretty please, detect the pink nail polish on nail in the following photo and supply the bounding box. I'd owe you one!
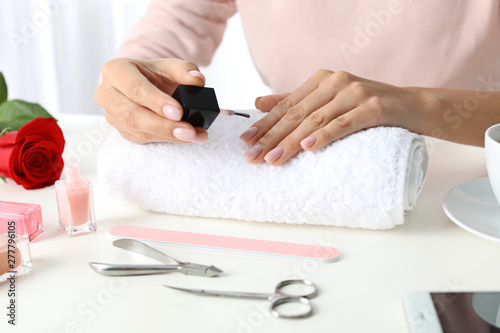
[163,105,182,121]
[188,70,206,82]
[300,136,317,149]
[192,131,208,143]
[173,128,196,142]
[240,127,259,141]
[264,147,284,164]
[244,144,263,161]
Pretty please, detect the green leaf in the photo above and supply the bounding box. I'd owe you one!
[0,176,5,183]
[0,100,56,132]
[0,127,9,137]
[0,72,7,105]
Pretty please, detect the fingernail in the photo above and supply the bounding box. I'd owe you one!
[192,131,208,143]
[163,105,182,121]
[264,147,284,164]
[239,127,258,141]
[188,70,206,82]
[244,144,263,161]
[300,136,316,149]
[173,128,196,142]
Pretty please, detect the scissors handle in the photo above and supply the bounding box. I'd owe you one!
[267,280,319,319]
[270,297,313,319]
[275,279,319,299]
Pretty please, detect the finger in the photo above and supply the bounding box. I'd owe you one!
[147,58,206,91]
[255,93,290,113]
[116,129,154,145]
[241,70,333,145]
[261,91,362,165]
[244,82,342,164]
[104,85,207,143]
[103,58,205,122]
[301,98,382,151]
[117,127,207,144]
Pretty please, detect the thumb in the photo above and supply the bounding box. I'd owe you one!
[255,93,290,113]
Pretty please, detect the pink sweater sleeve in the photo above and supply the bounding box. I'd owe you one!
[115,0,236,66]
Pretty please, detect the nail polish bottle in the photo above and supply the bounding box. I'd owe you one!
[0,201,43,241]
[55,165,96,237]
[0,233,33,283]
[172,84,250,130]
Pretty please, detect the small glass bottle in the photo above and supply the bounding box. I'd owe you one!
[55,165,96,237]
[0,201,43,241]
[0,233,32,283]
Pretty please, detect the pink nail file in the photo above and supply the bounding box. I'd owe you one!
[109,226,340,263]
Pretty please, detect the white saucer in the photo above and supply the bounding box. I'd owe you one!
[443,177,500,243]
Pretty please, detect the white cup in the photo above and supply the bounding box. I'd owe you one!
[485,123,500,204]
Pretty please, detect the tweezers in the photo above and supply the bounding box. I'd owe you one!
[89,239,223,277]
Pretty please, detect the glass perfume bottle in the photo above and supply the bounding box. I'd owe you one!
[0,233,32,283]
[0,201,43,241]
[55,165,96,237]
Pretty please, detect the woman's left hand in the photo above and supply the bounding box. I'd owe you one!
[239,70,429,166]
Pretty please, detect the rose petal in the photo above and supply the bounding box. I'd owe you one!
[6,118,65,189]
[0,131,17,146]
[23,149,51,177]
[16,118,65,154]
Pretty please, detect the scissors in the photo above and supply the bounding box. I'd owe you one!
[164,279,319,319]
[89,239,223,277]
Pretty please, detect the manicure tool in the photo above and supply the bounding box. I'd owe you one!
[110,226,340,262]
[89,239,222,277]
[164,279,319,319]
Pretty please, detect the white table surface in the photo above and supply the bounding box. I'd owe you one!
[1,114,499,333]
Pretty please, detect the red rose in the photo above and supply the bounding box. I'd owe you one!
[0,117,65,189]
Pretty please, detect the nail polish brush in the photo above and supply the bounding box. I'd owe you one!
[172,84,250,130]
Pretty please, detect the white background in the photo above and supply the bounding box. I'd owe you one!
[0,0,271,115]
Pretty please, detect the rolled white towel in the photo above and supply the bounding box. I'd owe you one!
[97,110,428,230]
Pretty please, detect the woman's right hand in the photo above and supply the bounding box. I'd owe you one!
[94,58,208,144]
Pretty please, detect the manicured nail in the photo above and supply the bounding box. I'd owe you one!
[188,70,206,82]
[264,147,284,164]
[244,144,263,161]
[192,131,208,143]
[239,127,258,141]
[300,136,316,149]
[173,128,196,142]
[163,105,182,121]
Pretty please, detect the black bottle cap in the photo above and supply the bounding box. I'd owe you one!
[172,84,220,130]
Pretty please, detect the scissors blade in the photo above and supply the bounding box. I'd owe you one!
[178,263,223,277]
[164,285,269,299]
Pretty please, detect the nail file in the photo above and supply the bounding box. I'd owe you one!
[109,226,340,263]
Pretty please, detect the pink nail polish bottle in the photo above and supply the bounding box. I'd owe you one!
[55,165,96,237]
[0,201,43,241]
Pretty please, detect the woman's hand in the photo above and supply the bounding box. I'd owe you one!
[95,58,208,144]
[239,70,429,165]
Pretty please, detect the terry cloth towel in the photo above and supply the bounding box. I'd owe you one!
[97,110,428,230]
